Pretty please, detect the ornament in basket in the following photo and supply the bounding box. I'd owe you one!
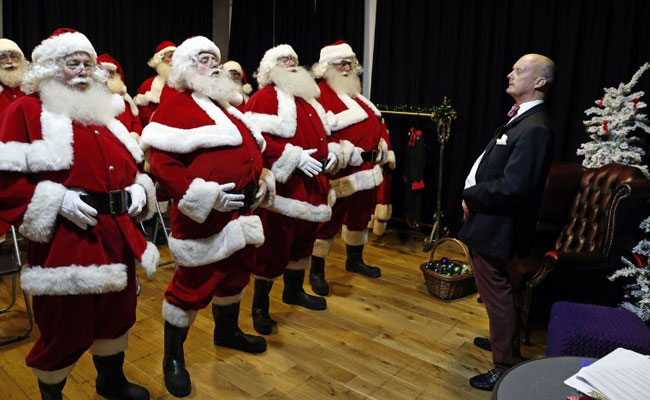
[420,238,476,300]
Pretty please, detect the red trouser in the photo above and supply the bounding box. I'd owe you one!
[316,188,377,240]
[471,251,525,373]
[25,264,137,373]
[165,245,255,312]
[254,210,319,279]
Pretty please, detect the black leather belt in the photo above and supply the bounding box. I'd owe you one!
[361,149,379,163]
[80,190,132,215]
[233,185,258,206]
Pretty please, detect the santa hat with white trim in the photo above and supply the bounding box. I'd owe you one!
[31,27,97,65]
[0,38,25,59]
[22,28,98,92]
[255,44,298,88]
[147,40,177,68]
[223,60,252,94]
[312,39,357,78]
[167,36,221,91]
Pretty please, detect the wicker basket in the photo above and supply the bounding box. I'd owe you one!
[420,238,476,300]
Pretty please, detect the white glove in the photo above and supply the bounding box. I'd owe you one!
[126,184,146,217]
[349,147,364,167]
[324,152,338,173]
[298,148,322,177]
[250,180,267,211]
[213,182,245,212]
[59,189,98,230]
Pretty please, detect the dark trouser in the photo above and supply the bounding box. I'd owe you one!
[471,251,525,373]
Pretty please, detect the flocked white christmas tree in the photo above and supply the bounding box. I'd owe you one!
[577,62,650,177]
[609,217,650,322]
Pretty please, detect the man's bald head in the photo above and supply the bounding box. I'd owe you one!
[507,53,555,103]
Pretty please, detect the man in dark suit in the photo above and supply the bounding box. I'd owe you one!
[459,53,555,391]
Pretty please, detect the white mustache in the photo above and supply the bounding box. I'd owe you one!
[69,77,89,85]
[1,63,17,70]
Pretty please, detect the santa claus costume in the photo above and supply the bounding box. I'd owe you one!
[0,38,27,114]
[134,41,180,127]
[98,53,142,140]
[309,40,395,295]
[0,28,158,400]
[140,36,274,397]
[223,60,253,112]
[244,44,338,335]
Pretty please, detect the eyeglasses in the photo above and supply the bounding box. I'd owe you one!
[63,60,96,72]
[0,51,21,63]
[277,56,297,66]
[197,53,219,66]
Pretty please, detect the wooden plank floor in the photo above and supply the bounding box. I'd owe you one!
[0,231,546,399]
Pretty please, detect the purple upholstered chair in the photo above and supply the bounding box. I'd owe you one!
[546,301,650,358]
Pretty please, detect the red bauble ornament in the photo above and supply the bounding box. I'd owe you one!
[603,120,608,131]
[599,95,605,107]
[633,97,639,109]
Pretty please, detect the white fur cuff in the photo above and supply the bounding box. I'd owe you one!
[271,143,303,184]
[328,142,346,172]
[21,264,128,296]
[33,365,75,384]
[386,150,396,169]
[162,300,198,328]
[178,178,220,223]
[312,238,333,258]
[342,226,368,246]
[330,164,384,198]
[168,215,264,266]
[137,241,159,279]
[212,292,244,305]
[286,257,309,271]
[19,180,67,243]
[88,332,129,356]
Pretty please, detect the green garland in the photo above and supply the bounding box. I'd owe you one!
[376,104,437,114]
[378,97,457,122]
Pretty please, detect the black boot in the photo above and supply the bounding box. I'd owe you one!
[37,378,66,400]
[309,256,329,296]
[282,269,327,310]
[252,279,274,335]
[163,322,191,397]
[213,302,267,353]
[345,244,381,278]
[93,352,149,400]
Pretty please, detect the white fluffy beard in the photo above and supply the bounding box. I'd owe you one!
[185,68,241,104]
[269,66,320,100]
[0,61,28,88]
[156,62,171,81]
[107,75,127,95]
[39,78,121,125]
[323,66,361,97]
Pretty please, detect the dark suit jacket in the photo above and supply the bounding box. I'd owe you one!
[458,104,554,260]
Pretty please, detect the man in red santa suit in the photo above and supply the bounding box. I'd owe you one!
[223,60,253,111]
[244,44,338,335]
[98,53,142,140]
[309,40,395,296]
[0,28,159,400]
[140,36,274,397]
[134,41,179,127]
[0,38,29,240]
[0,38,27,114]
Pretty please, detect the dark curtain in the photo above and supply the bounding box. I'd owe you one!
[372,0,650,236]
[229,0,364,91]
[3,0,212,94]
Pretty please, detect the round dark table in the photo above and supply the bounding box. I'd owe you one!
[492,356,597,400]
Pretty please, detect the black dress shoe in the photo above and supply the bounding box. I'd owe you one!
[469,369,502,391]
[473,336,491,351]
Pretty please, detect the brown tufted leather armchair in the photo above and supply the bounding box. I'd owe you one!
[510,162,650,344]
